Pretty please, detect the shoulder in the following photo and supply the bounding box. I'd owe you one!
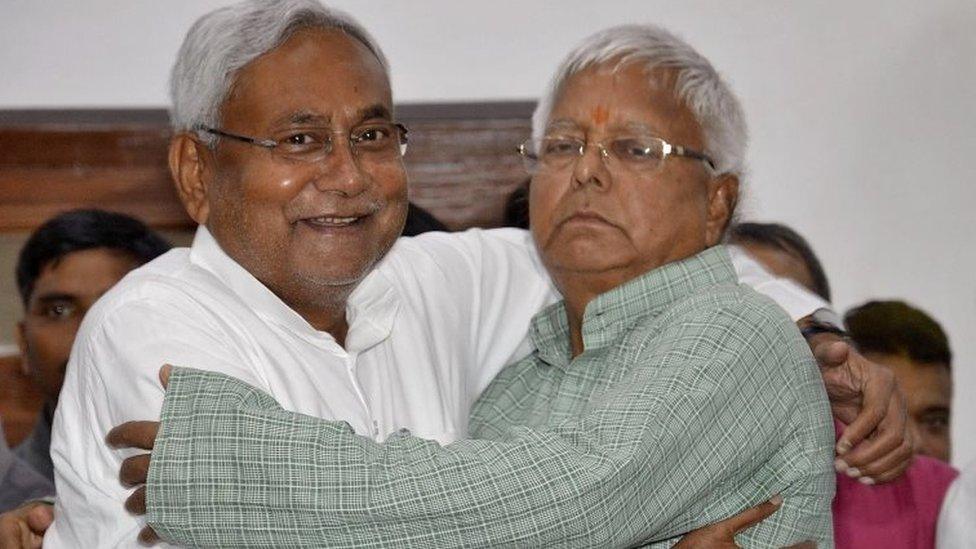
[375,228,551,303]
[655,282,802,348]
[74,250,250,364]
[381,228,536,271]
[628,281,818,397]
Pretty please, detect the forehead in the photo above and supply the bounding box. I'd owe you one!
[32,248,138,300]
[548,61,702,144]
[222,28,392,127]
[868,352,952,400]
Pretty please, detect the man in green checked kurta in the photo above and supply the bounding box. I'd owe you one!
[145,245,833,547]
[126,23,835,548]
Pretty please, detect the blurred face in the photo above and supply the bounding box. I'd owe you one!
[529,62,737,293]
[737,242,817,295]
[865,352,952,462]
[17,248,139,402]
[196,29,407,314]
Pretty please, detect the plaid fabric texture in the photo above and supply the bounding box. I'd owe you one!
[147,245,834,548]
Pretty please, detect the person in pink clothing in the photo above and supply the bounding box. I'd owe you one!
[833,421,957,548]
[839,300,958,548]
[730,222,959,548]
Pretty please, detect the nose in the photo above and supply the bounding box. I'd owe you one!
[312,138,369,197]
[571,142,611,190]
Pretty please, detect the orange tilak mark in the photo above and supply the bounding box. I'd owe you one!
[591,105,610,124]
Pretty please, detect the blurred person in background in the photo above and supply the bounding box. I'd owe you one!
[0,209,170,512]
[844,300,952,463]
[730,221,959,548]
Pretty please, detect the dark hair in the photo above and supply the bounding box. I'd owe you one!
[402,202,448,236]
[729,222,831,302]
[503,179,531,230]
[16,209,172,305]
[844,300,952,368]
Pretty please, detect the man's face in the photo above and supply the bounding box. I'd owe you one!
[199,28,407,312]
[17,248,139,402]
[529,62,735,289]
[864,352,952,462]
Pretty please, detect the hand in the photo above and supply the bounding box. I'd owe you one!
[674,496,782,548]
[811,335,912,484]
[0,501,53,549]
[104,365,173,545]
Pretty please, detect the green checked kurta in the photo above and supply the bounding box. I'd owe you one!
[146,245,835,548]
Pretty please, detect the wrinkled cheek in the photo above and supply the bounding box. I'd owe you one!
[528,180,562,245]
[371,163,409,201]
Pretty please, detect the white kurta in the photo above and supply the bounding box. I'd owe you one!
[937,459,976,549]
[45,227,827,548]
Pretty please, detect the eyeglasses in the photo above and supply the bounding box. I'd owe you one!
[517,135,716,174]
[198,122,409,163]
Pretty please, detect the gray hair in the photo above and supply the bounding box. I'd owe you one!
[532,24,748,177]
[169,0,389,146]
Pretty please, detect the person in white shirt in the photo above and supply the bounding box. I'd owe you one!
[1,1,908,547]
[938,459,976,548]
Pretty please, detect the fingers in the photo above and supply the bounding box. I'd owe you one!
[857,433,915,484]
[138,525,161,545]
[837,387,909,480]
[160,364,173,389]
[723,495,783,534]
[0,513,21,549]
[106,421,160,451]
[120,454,152,488]
[835,357,897,455]
[125,486,147,515]
[0,503,48,549]
[23,505,53,534]
[813,339,849,368]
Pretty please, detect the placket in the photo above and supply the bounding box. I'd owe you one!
[342,350,380,440]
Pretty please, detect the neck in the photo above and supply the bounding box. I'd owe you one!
[555,270,632,358]
[288,285,354,347]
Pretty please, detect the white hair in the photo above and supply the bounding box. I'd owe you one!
[169,0,388,146]
[532,24,748,177]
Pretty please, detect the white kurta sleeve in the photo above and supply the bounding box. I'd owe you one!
[728,244,839,324]
[44,287,266,549]
[937,460,976,549]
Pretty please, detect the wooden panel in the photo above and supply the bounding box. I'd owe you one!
[0,103,535,232]
[0,354,44,447]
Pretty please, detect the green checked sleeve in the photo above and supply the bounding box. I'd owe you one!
[146,288,833,548]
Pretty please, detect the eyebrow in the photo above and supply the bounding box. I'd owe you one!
[546,119,583,134]
[919,405,951,415]
[621,121,660,135]
[356,104,392,122]
[546,119,661,136]
[285,111,330,126]
[33,292,79,305]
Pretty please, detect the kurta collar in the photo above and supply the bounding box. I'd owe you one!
[530,245,737,367]
[188,226,399,354]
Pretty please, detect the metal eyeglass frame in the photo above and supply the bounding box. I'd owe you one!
[517,136,717,173]
[197,123,410,158]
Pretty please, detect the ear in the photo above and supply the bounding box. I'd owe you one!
[704,174,739,246]
[15,320,30,377]
[169,132,215,225]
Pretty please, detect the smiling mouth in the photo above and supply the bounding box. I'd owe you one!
[300,214,368,229]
